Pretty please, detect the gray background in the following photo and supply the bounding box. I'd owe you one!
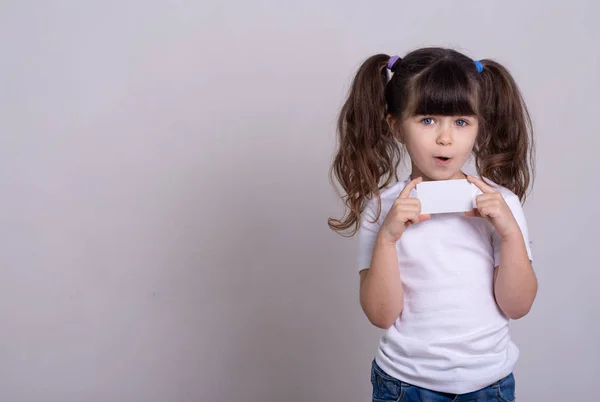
[1,1,598,401]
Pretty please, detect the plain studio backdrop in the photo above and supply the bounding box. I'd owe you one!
[1,1,598,401]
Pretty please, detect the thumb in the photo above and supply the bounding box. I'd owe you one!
[464,209,481,218]
[418,214,431,222]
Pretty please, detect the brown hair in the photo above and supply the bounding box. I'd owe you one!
[328,47,535,236]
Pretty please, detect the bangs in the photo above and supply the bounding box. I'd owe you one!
[404,60,479,117]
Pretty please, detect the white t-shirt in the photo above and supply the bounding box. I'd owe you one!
[357,177,532,394]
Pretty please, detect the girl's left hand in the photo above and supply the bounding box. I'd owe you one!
[465,175,521,239]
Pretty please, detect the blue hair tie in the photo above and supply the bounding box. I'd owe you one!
[474,60,483,73]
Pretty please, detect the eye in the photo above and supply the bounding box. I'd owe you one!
[455,119,469,127]
[421,117,435,125]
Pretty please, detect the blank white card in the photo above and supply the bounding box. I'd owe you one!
[416,179,474,215]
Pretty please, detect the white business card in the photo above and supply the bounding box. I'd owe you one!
[416,179,474,214]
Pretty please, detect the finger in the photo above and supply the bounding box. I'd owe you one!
[399,176,422,199]
[475,197,500,210]
[475,193,497,202]
[396,197,421,205]
[396,203,421,213]
[464,208,482,218]
[395,198,421,209]
[476,193,502,204]
[467,175,496,194]
[418,214,431,222]
[477,204,498,218]
[404,212,419,225]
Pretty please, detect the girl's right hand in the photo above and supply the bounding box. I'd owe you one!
[379,177,431,243]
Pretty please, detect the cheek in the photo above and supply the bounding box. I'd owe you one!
[403,130,427,147]
[403,138,430,159]
[457,129,478,150]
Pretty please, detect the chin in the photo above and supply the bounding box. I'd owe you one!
[433,175,455,181]
[423,170,462,181]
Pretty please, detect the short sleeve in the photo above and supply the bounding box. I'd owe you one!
[492,192,533,266]
[357,199,383,272]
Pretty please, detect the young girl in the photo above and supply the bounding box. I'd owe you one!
[328,47,538,401]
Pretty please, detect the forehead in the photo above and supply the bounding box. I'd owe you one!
[403,63,480,118]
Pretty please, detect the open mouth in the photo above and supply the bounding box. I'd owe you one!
[434,156,452,166]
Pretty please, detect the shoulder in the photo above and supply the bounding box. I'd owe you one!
[364,180,408,211]
[360,179,408,224]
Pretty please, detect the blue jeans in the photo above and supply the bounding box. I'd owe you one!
[371,360,515,402]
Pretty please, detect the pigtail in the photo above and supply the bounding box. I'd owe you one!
[328,54,400,236]
[475,59,535,202]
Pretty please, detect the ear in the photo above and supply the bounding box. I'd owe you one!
[386,114,404,144]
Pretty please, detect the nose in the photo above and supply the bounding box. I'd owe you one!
[436,125,452,145]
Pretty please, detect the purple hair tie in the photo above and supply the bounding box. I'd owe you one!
[387,55,401,71]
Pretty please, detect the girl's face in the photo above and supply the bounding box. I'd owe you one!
[398,115,479,181]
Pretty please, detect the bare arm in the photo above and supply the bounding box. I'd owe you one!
[493,232,538,319]
[359,234,404,329]
[358,177,429,329]
[466,175,538,320]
